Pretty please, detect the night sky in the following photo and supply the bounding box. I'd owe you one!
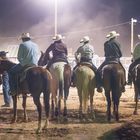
[0,0,140,56]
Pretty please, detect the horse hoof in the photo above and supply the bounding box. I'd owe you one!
[91,114,96,120]
[23,118,28,122]
[63,108,67,117]
[11,119,17,123]
[36,128,42,134]
[63,117,68,123]
[133,111,138,115]
[116,117,119,122]
[107,117,111,122]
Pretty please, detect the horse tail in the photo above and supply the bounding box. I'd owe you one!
[77,68,89,113]
[42,69,52,93]
[64,64,71,99]
[82,79,89,113]
[55,63,64,98]
[59,80,63,97]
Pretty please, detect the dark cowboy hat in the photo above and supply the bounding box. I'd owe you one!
[0,51,8,56]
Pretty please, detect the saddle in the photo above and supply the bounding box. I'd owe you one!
[106,61,119,64]
[19,65,35,82]
[79,62,93,70]
[17,65,36,93]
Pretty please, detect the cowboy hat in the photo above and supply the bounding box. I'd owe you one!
[18,32,31,40]
[106,31,120,39]
[80,36,90,43]
[138,34,140,39]
[0,51,8,57]
[52,34,65,41]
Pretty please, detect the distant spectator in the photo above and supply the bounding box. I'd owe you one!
[0,51,11,107]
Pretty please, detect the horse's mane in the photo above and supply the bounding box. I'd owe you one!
[38,51,49,66]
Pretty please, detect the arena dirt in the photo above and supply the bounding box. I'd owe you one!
[0,86,140,140]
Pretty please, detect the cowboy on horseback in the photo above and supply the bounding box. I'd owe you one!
[43,34,69,69]
[71,36,103,93]
[127,34,140,85]
[98,31,126,92]
[8,32,40,95]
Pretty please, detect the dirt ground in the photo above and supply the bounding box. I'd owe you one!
[0,86,140,140]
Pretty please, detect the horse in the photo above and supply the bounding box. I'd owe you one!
[38,52,71,121]
[102,63,125,121]
[75,63,96,120]
[131,64,140,115]
[0,59,52,133]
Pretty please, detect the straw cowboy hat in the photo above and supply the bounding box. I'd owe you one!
[138,34,140,39]
[80,36,90,43]
[18,32,31,40]
[52,34,65,41]
[106,31,120,39]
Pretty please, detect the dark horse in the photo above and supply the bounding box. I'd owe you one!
[38,52,71,121]
[102,63,125,121]
[0,59,52,133]
[131,64,140,115]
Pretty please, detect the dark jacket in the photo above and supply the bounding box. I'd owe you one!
[104,38,122,60]
[45,40,68,66]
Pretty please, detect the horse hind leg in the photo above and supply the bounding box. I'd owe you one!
[63,88,69,117]
[78,89,83,120]
[12,95,18,123]
[133,88,139,115]
[32,94,42,134]
[63,98,67,117]
[51,97,55,119]
[22,94,28,122]
[113,95,120,122]
[89,92,95,120]
[105,91,111,122]
[43,91,50,130]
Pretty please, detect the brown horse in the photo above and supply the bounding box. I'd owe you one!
[0,59,52,133]
[131,64,140,115]
[102,63,125,121]
[75,63,96,120]
[38,52,71,121]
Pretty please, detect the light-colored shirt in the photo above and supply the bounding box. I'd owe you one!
[17,40,39,66]
[133,42,140,61]
[75,43,94,61]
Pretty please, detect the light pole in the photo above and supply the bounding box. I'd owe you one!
[54,0,58,36]
[130,18,137,56]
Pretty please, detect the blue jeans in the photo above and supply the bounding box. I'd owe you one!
[8,64,23,92]
[2,71,11,104]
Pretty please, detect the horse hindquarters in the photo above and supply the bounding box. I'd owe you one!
[103,64,123,122]
[50,62,68,119]
[76,66,95,117]
[26,67,51,133]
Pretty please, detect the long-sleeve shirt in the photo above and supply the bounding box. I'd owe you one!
[75,43,94,61]
[18,40,39,66]
[104,38,122,59]
[133,42,140,61]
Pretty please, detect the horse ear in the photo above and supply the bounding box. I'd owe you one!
[40,51,44,55]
